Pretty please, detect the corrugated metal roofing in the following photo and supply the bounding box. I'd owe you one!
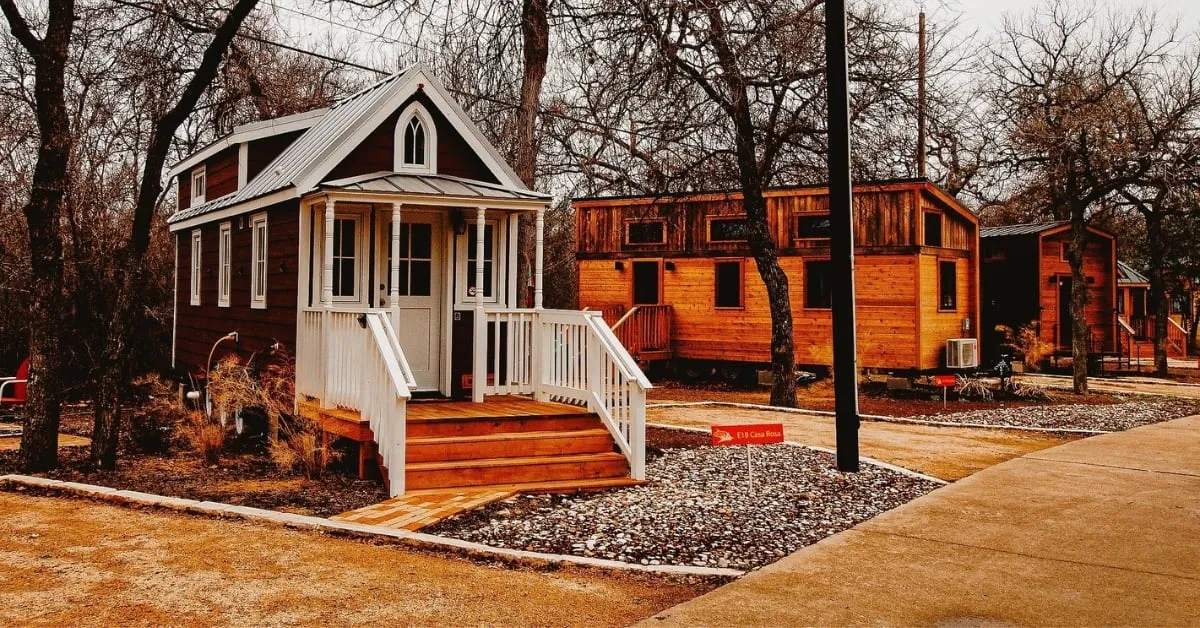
[1117,260,1150,285]
[320,172,549,200]
[979,221,1069,238]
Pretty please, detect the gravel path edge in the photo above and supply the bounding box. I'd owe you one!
[649,401,1111,435]
[0,474,746,578]
[648,422,950,485]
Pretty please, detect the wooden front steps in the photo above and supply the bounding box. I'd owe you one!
[302,395,633,493]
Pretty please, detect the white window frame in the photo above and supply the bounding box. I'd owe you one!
[190,230,202,306]
[250,213,268,309]
[456,219,501,304]
[191,165,206,205]
[394,102,437,174]
[331,214,364,303]
[217,222,232,307]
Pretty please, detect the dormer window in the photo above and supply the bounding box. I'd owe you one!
[191,166,206,205]
[394,103,436,173]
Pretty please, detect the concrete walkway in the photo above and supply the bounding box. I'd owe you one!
[645,414,1200,626]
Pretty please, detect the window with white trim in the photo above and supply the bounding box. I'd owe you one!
[332,216,359,300]
[250,213,268,308]
[191,166,206,205]
[394,103,437,173]
[190,230,202,306]
[457,221,499,302]
[217,222,232,307]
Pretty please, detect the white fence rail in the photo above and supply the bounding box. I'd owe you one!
[480,309,650,480]
[296,307,414,496]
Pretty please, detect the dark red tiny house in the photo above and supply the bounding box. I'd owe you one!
[980,222,1117,361]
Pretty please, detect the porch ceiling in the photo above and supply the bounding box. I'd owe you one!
[318,172,550,209]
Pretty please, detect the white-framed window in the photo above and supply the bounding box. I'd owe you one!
[217,222,231,307]
[190,230,202,306]
[394,102,437,173]
[250,213,268,309]
[331,215,361,301]
[458,220,499,302]
[191,166,206,205]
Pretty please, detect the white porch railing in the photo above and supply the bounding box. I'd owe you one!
[481,309,650,479]
[296,307,415,496]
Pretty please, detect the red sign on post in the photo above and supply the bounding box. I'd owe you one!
[932,374,956,388]
[711,423,785,446]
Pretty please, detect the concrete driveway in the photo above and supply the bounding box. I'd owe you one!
[644,414,1200,626]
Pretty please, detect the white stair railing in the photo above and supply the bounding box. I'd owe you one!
[296,307,414,496]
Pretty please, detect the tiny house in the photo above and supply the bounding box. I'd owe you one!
[980,221,1117,360]
[1116,261,1190,358]
[168,66,648,497]
[574,179,981,376]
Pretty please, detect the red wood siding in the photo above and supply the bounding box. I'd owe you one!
[206,146,240,200]
[1038,230,1115,350]
[174,200,300,376]
[247,130,304,181]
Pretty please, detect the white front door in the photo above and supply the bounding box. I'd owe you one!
[382,215,443,391]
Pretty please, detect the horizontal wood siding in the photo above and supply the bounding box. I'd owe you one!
[918,254,977,369]
[247,131,305,181]
[174,200,300,375]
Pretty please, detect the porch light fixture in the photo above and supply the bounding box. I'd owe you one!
[278,262,287,273]
[614,261,625,271]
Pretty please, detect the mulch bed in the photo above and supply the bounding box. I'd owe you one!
[0,444,387,518]
[428,431,940,571]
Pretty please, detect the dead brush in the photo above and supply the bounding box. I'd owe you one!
[181,411,227,465]
[955,377,994,401]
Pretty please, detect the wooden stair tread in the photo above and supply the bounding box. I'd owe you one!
[403,477,645,496]
[407,428,611,445]
[407,411,596,424]
[406,451,626,472]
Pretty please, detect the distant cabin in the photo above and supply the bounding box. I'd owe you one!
[1116,261,1191,358]
[980,222,1117,360]
[574,179,981,375]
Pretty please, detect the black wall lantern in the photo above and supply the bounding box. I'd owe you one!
[614,261,625,271]
[664,261,676,271]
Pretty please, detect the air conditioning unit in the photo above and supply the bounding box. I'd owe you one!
[946,338,979,369]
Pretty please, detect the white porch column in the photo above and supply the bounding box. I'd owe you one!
[472,206,487,402]
[534,205,546,310]
[389,203,402,328]
[321,198,335,407]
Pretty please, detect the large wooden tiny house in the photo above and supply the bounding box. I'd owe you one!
[574,179,982,376]
[979,222,1118,361]
[168,66,648,497]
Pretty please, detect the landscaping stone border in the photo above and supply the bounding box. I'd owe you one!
[649,401,1110,435]
[0,474,744,579]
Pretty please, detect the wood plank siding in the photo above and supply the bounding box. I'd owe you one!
[174,200,300,376]
[575,180,980,371]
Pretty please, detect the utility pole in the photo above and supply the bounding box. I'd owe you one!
[917,10,928,178]
[825,0,860,472]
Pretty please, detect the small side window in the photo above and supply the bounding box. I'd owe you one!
[217,222,231,307]
[625,220,666,245]
[804,260,832,309]
[796,214,831,240]
[924,211,942,247]
[190,230,202,306]
[939,260,958,311]
[191,166,206,205]
[714,259,744,309]
[250,213,268,309]
[708,217,749,242]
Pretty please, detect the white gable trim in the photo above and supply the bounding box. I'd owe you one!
[292,66,527,195]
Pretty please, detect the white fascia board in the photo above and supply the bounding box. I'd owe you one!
[168,189,295,232]
[320,190,550,212]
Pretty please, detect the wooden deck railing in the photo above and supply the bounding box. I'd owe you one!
[610,304,672,359]
[296,307,415,496]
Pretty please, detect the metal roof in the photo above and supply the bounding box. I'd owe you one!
[979,221,1069,238]
[320,172,550,201]
[1117,260,1150,285]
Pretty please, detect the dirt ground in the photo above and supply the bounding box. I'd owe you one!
[648,406,1079,481]
[0,491,714,626]
[648,378,1126,417]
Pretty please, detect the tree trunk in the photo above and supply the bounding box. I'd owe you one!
[2,0,78,471]
[1067,212,1090,394]
[514,0,549,306]
[1144,213,1170,376]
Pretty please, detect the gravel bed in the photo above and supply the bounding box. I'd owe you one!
[907,397,1200,432]
[427,445,940,571]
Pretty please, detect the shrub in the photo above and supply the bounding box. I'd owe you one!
[995,324,1054,371]
[124,375,189,455]
[956,377,994,401]
[181,411,227,465]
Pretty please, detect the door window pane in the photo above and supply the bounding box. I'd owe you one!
[332,218,357,298]
[467,224,495,298]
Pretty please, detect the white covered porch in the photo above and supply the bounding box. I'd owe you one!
[292,172,649,496]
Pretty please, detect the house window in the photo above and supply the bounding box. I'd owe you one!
[796,214,831,239]
[939,260,957,310]
[403,117,426,166]
[217,222,231,307]
[625,220,666,245]
[924,211,942,247]
[250,213,268,308]
[190,230,202,306]
[191,167,206,205]
[708,217,749,242]
[332,217,358,299]
[1060,242,1070,262]
[389,222,433,297]
[714,259,744,308]
[395,103,436,173]
[804,261,832,309]
[1117,289,1126,314]
[632,260,661,305]
[466,223,496,299]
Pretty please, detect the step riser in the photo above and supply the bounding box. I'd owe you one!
[407,415,603,438]
[407,434,614,463]
[406,459,630,490]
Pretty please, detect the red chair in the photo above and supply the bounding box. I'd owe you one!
[0,359,29,410]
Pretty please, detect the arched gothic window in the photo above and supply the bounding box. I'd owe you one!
[395,103,436,173]
[403,117,426,166]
